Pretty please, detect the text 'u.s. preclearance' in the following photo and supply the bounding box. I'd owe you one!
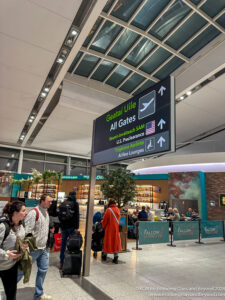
[92,76,175,165]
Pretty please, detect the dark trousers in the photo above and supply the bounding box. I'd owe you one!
[60,227,75,264]
[0,263,18,300]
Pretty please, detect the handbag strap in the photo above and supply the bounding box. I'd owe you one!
[109,207,119,225]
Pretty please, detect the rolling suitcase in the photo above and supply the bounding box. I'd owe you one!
[62,250,82,276]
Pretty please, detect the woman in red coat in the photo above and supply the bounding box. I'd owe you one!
[102,199,122,264]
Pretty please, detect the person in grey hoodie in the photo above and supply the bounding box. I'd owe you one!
[0,201,27,300]
[18,194,53,300]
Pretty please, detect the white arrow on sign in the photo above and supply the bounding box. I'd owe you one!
[157,136,166,147]
[157,118,166,130]
[158,85,166,96]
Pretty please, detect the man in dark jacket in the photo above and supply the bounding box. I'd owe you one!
[58,192,79,269]
[138,206,148,221]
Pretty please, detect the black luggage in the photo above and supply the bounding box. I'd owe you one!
[62,250,82,276]
[67,231,83,251]
[128,226,136,239]
[91,222,104,252]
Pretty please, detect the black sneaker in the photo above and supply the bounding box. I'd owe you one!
[112,256,118,264]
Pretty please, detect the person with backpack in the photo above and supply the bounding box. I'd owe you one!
[17,194,53,300]
[58,191,79,269]
[101,199,122,264]
[0,200,27,300]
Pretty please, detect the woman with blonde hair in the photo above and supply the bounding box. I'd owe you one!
[172,208,180,221]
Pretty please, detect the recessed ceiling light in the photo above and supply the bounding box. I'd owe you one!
[41,92,47,98]
[6,162,10,167]
[44,87,50,92]
[186,91,192,96]
[71,30,78,36]
[180,96,184,100]
[30,116,35,119]
[11,154,15,158]
[57,58,64,64]
[29,119,33,123]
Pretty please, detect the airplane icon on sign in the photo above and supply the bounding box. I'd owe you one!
[140,98,154,112]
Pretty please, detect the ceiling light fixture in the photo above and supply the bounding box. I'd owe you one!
[44,87,50,92]
[180,96,184,100]
[57,57,64,64]
[186,91,192,96]
[30,116,35,120]
[41,92,47,98]
[65,26,80,48]
[6,162,10,167]
[71,30,78,36]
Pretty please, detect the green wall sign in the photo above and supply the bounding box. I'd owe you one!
[139,221,169,245]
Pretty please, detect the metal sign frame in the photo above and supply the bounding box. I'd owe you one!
[92,76,175,165]
[83,76,176,276]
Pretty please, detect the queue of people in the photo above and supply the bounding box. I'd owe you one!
[0,195,123,299]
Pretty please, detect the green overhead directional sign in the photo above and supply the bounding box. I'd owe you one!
[92,76,175,165]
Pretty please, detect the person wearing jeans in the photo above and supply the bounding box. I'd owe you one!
[60,227,75,266]
[18,194,53,300]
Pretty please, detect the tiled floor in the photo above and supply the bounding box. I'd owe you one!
[1,238,225,299]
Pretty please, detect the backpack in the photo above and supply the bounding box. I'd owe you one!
[58,200,75,223]
[67,231,83,252]
[0,217,10,244]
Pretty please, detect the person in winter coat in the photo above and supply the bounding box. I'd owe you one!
[0,201,27,300]
[58,191,79,269]
[102,199,122,264]
[17,194,53,300]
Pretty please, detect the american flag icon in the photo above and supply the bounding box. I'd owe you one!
[145,120,155,135]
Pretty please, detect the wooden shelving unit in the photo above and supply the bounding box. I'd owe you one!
[29,183,58,200]
[77,184,103,201]
[134,184,153,204]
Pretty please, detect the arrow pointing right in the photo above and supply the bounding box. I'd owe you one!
[157,118,166,130]
[157,136,166,147]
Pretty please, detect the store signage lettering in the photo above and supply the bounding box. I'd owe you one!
[139,221,169,245]
[92,76,175,165]
[201,221,223,238]
[62,175,104,180]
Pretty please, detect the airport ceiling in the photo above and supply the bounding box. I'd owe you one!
[1,0,225,163]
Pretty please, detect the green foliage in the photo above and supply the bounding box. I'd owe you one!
[32,169,42,184]
[101,168,136,208]
[41,170,63,184]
